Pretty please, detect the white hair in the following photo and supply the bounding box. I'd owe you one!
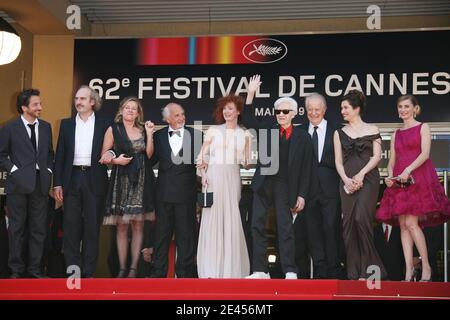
[305,92,327,110]
[161,106,170,121]
[274,97,298,114]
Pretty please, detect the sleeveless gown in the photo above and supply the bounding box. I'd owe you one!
[197,124,250,278]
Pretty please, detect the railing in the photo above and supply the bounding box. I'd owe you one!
[444,170,448,282]
[0,170,449,281]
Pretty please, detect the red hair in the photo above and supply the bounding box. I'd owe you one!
[213,94,244,124]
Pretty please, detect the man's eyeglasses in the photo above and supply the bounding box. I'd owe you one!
[275,109,291,115]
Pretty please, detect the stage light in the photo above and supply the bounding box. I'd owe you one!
[0,17,22,65]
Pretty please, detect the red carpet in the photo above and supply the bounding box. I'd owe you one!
[0,279,448,300]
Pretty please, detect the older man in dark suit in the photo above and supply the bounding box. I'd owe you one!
[54,85,110,278]
[150,102,202,278]
[242,75,313,280]
[297,93,344,279]
[0,89,54,278]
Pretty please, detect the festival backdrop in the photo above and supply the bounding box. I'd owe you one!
[74,30,450,125]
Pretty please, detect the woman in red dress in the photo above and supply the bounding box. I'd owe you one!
[377,95,450,282]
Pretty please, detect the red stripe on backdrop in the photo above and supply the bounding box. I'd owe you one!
[138,36,262,65]
[156,38,189,65]
[196,37,211,64]
[138,38,189,65]
[233,36,260,64]
[209,37,221,64]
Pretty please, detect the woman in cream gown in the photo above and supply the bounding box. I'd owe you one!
[197,95,251,278]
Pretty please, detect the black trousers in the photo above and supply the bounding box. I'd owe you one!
[151,201,197,278]
[251,178,296,274]
[317,195,343,277]
[7,173,48,275]
[295,195,343,278]
[63,168,104,277]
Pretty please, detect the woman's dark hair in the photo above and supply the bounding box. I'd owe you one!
[341,89,366,115]
[213,94,244,124]
[16,88,40,114]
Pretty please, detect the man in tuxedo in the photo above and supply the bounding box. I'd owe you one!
[374,222,404,281]
[54,85,110,278]
[242,76,313,280]
[0,89,54,278]
[297,93,344,279]
[150,102,202,278]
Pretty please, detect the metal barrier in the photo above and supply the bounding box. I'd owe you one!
[444,170,448,282]
[0,169,449,281]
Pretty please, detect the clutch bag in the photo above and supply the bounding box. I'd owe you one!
[390,175,415,188]
[197,185,213,208]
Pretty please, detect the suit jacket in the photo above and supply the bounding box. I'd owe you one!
[54,114,110,196]
[299,121,341,200]
[240,104,313,208]
[151,126,202,204]
[374,224,404,281]
[0,117,54,195]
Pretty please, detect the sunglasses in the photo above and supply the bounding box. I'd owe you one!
[275,109,291,115]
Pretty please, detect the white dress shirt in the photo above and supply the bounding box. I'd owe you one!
[168,126,184,156]
[12,116,40,172]
[382,223,392,242]
[73,112,95,166]
[308,119,327,163]
[21,115,39,150]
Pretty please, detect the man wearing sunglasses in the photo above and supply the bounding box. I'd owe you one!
[242,75,313,280]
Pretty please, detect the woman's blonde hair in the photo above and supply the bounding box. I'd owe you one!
[397,95,421,117]
[114,96,144,128]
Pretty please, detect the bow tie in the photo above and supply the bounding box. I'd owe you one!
[169,130,181,137]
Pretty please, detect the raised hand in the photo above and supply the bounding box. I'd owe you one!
[246,74,262,105]
[145,120,155,134]
[248,74,262,94]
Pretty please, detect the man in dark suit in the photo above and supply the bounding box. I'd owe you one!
[242,75,313,280]
[54,85,110,278]
[0,89,54,278]
[297,93,344,279]
[150,102,202,278]
[374,222,404,281]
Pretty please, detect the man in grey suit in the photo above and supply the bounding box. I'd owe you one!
[0,89,54,278]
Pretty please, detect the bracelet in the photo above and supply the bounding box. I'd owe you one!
[405,167,412,175]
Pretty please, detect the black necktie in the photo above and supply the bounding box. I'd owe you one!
[169,130,181,137]
[312,126,319,161]
[27,123,37,151]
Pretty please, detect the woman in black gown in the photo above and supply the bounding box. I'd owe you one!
[333,90,387,280]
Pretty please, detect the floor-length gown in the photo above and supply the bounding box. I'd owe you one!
[338,129,387,280]
[197,124,250,278]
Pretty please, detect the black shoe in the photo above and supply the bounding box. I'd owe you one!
[28,273,45,279]
[127,268,137,278]
[117,269,127,278]
[9,273,21,279]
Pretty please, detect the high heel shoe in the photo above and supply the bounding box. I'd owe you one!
[127,268,137,278]
[419,269,432,282]
[117,269,127,278]
[403,268,418,282]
